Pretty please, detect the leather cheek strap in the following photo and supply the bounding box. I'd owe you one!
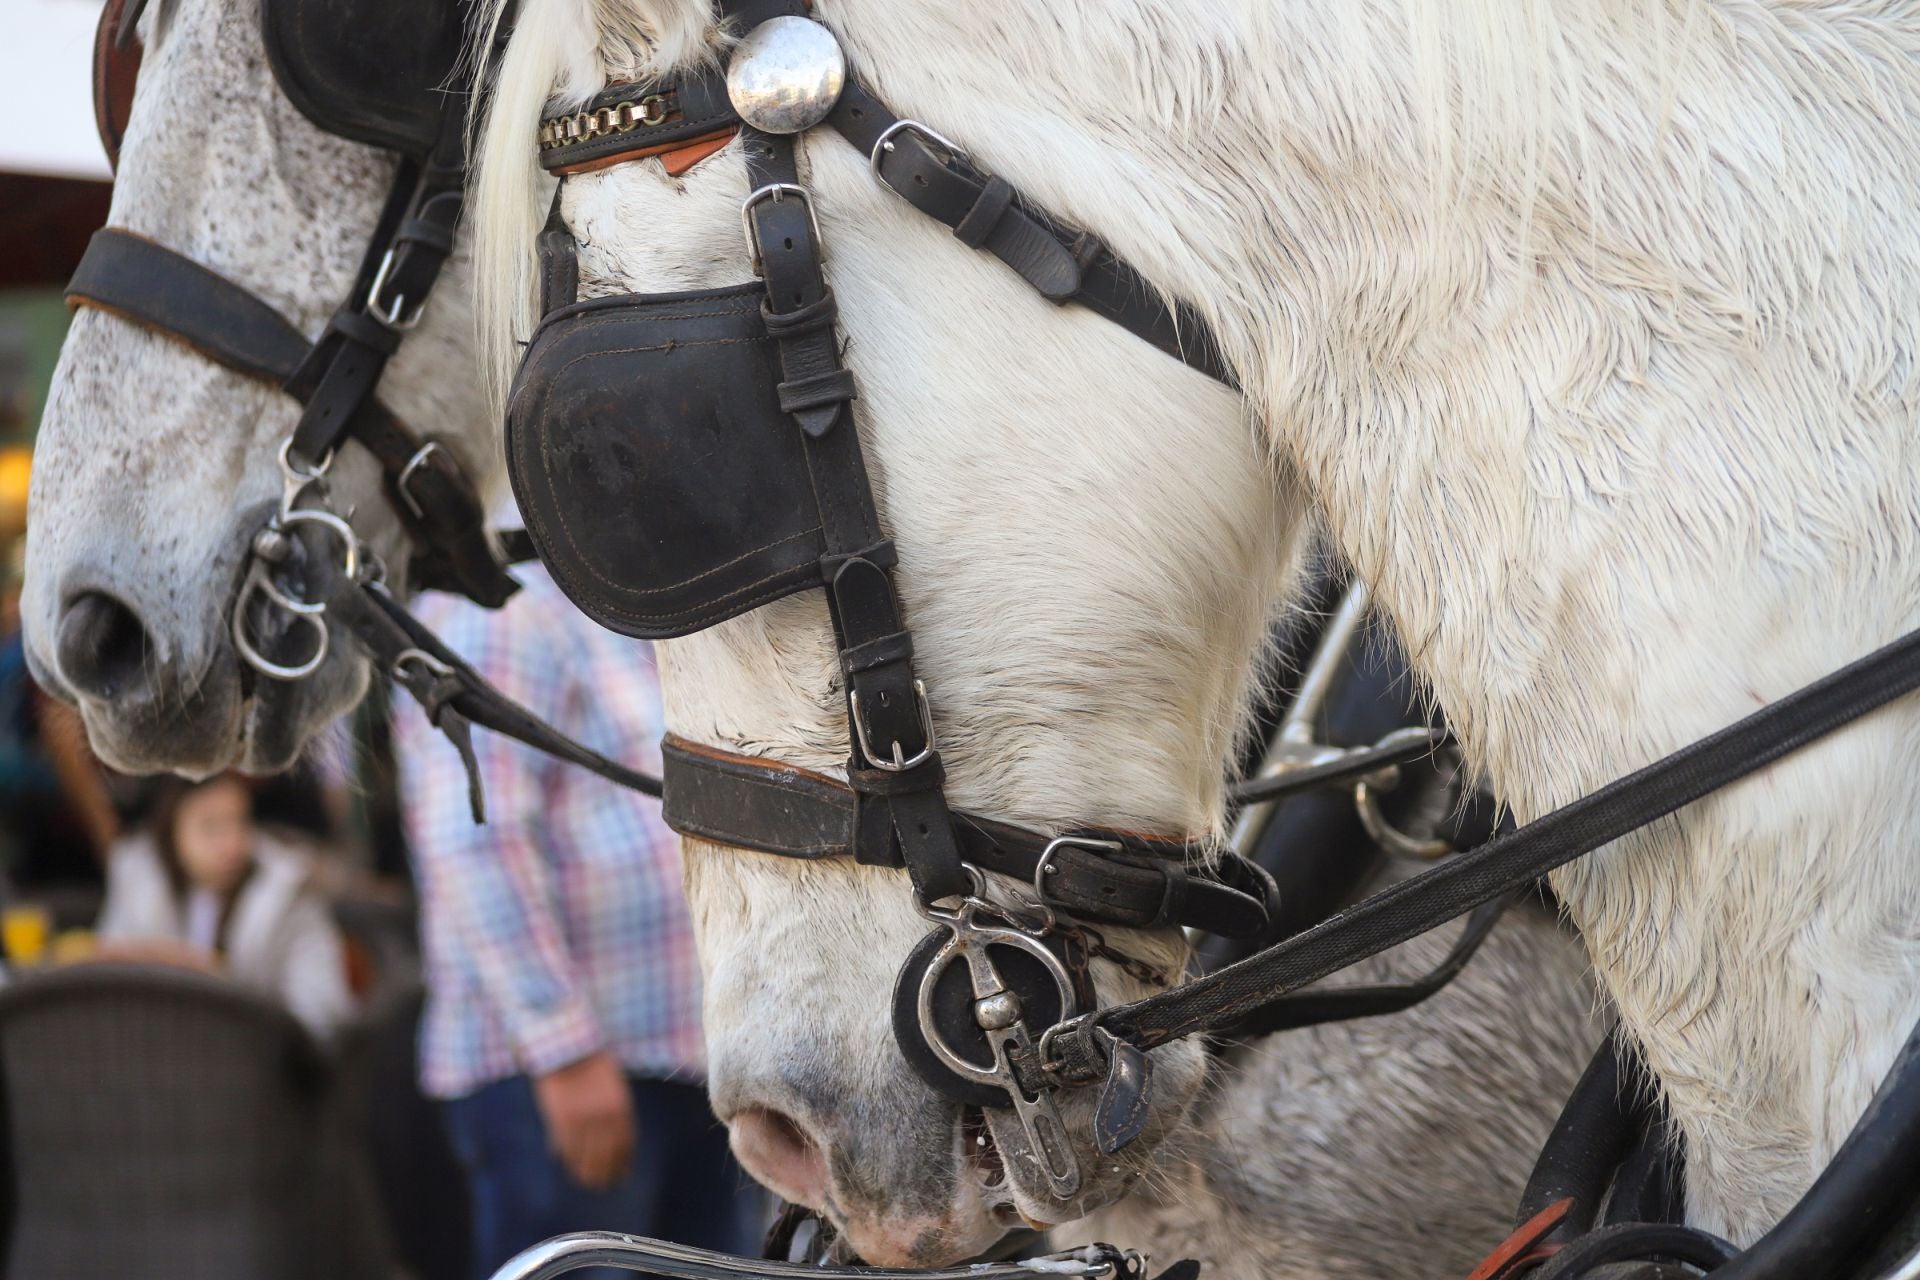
[660,734,1276,939]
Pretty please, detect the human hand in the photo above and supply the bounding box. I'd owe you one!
[87,938,222,973]
[532,1049,636,1189]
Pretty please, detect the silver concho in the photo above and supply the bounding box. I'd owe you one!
[725,16,847,134]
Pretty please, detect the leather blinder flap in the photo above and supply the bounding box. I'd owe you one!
[505,282,830,639]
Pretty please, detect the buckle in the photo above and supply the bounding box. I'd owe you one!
[868,118,962,182]
[740,183,824,276]
[849,677,935,772]
[367,247,427,331]
[395,441,447,521]
[1032,835,1123,912]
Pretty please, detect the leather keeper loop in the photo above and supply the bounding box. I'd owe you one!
[760,290,839,338]
[954,174,1015,249]
[395,215,456,254]
[848,755,946,797]
[778,366,857,414]
[841,629,914,676]
[819,541,898,580]
[325,307,405,356]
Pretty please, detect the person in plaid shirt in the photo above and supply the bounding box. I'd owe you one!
[394,563,757,1278]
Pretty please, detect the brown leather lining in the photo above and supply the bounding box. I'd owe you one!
[92,0,143,171]
[662,732,847,790]
[549,126,738,177]
[1464,1199,1571,1280]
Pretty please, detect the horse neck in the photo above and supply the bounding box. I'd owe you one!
[826,0,1920,1240]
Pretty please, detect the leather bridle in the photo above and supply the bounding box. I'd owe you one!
[75,0,517,683]
[521,2,1920,1272]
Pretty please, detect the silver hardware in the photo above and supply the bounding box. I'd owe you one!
[233,561,329,681]
[396,441,445,519]
[974,990,1024,1030]
[1026,835,1122,934]
[280,507,361,580]
[869,118,962,182]
[368,248,426,331]
[277,436,333,487]
[739,182,824,276]
[848,677,935,772]
[724,16,846,134]
[251,527,293,565]
[393,648,454,681]
[1352,726,1458,859]
[1228,580,1371,859]
[237,436,365,682]
[484,1230,1125,1279]
[913,894,1083,1200]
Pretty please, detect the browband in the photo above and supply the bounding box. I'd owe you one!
[662,735,1277,939]
[537,72,1233,387]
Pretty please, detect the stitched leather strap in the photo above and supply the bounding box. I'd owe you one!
[660,735,1275,937]
[823,81,1233,385]
[329,578,663,821]
[740,115,973,904]
[537,69,739,172]
[1026,623,1920,1092]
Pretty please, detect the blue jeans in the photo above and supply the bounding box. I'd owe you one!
[442,1074,762,1280]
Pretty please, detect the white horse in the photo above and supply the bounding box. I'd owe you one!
[20,0,484,777]
[25,0,1597,1274]
[466,0,1920,1257]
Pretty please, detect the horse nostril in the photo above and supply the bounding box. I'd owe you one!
[56,590,153,701]
[729,1107,830,1209]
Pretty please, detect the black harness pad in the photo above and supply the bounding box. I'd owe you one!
[506,283,830,639]
[258,0,462,154]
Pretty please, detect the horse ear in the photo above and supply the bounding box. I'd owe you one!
[93,0,147,173]
[1148,1262,1201,1280]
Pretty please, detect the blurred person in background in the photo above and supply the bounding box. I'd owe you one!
[96,773,357,1038]
[395,561,758,1280]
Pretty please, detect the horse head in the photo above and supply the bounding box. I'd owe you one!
[472,0,1306,1262]
[24,0,498,775]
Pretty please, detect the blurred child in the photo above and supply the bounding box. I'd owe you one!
[97,774,354,1037]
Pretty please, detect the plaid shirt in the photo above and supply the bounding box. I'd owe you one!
[394,566,705,1099]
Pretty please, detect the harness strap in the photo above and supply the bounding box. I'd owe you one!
[1024,624,1920,1093]
[328,578,663,821]
[659,735,1276,938]
[66,227,517,608]
[535,71,1234,387]
[740,115,972,904]
[824,82,1234,387]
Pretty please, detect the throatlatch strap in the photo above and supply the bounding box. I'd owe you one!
[1028,624,1920,1091]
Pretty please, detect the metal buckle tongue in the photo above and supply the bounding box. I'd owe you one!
[914,874,1083,1201]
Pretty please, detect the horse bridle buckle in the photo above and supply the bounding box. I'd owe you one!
[367,246,427,331]
[849,677,936,772]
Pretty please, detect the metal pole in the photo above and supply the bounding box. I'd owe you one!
[1227,580,1371,858]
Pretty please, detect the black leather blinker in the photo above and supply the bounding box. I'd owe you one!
[505,282,830,639]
